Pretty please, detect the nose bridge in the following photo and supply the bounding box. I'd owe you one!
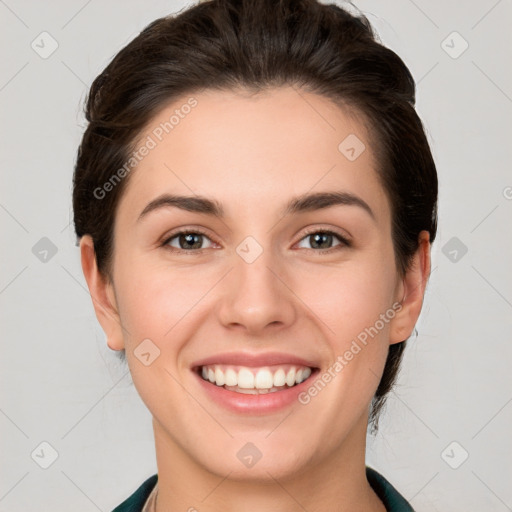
[218,234,296,332]
[236,239,280,292]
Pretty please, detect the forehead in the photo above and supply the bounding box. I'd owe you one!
[117,86,390,225]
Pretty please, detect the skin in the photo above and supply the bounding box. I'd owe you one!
[80,86,430,511]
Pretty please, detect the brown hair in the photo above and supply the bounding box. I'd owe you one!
[72,0,438,432]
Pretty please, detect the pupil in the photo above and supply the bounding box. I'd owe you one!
[181,233,202,249]
[311,233,331,249]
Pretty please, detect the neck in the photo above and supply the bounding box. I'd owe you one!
[151,413,386,512]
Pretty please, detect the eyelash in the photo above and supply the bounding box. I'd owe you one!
[160,227,351,255]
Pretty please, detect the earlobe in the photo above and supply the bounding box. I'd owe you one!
[79,235,125,351]
[389,231,431,345]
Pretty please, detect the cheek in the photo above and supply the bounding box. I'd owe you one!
[114,255,211,338]
[112,260,204,406]
[295,261,397,429]
[115,245,397,345]
[304,258,397,343]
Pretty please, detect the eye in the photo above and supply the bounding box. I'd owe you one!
[295,229,351,253]
[161,227,351,254]
[162,229,215,252]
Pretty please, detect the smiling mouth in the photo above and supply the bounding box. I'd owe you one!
[195,363,318,394]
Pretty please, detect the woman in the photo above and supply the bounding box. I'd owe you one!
[73,0,437,510]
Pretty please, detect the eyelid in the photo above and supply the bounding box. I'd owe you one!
[298,225,352,245]
[161,226,217,249]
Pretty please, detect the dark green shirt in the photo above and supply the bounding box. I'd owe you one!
[112,466,414,511]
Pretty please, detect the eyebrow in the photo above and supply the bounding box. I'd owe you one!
[137,191,375,222]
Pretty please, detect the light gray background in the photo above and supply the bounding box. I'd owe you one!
[1,0,511,510]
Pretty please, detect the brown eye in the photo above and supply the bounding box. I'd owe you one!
[296,230,350,252]
[163,230,214,251]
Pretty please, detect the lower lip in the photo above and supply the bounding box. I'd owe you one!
[193,368,319,415]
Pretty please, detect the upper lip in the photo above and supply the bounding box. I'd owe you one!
[191,351,320,369]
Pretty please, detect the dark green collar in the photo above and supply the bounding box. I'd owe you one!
[111,473,158,512]
[112,466,414,511]
[366,466,415,511]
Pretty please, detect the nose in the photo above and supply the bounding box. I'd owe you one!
[217,244,297,335]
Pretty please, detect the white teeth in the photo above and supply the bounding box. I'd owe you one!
[237,368,255,389]
[225,368,237,386]
[199,364,314,391]
[233,387,259,395]
[285,368,296,387]
[214,367,225,386]
[255,369,274,389]
[273,368,286,387]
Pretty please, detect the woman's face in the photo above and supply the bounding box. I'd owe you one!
[82,86,427,481]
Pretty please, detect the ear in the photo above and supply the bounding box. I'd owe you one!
[389,230,431,345]
[79,235,125,351]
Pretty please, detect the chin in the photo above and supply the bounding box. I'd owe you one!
[193,437,315,483]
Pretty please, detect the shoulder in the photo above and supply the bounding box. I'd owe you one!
[111,474,158,512]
